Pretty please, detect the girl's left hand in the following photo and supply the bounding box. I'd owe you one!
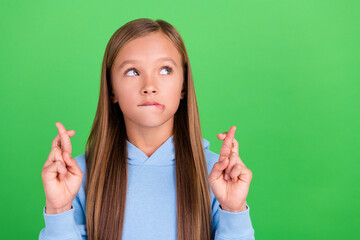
[208,126,253,212]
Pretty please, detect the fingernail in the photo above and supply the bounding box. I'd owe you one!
[225,174,230,180]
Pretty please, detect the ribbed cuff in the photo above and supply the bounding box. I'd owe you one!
[215,204,255,239]
[43,205,80,238]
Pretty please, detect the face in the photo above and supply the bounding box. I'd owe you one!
[110,31,185,131]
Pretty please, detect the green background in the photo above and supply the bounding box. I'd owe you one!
[1,0,359,239]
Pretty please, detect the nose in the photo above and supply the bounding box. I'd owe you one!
[141,76,158,95]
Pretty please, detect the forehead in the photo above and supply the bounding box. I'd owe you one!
[113,31,182,67]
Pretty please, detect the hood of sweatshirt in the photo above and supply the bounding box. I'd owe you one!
[126,135,210,166]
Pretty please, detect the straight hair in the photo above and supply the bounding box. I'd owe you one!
[84,18,211,240]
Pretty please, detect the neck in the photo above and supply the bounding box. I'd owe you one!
[124,117,174,157]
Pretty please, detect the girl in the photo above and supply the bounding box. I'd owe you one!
[39,18,255,240]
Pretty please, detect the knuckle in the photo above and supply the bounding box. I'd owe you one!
[41,166,47,175]
[42,165,51,177]
[235,164,242,170]
[229,158,237,166]
[51,148,62,160]
[41,171,46,180]
[52,145,60,152]
[220,156,227,161]
[51,145,60,153]
[52,135,60,145]
[223,143,231,149]
[53,160,60,166]
[54,160,65,167]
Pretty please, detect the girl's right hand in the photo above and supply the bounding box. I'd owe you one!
[41,122,83,214]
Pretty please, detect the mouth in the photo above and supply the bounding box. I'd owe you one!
[139,102,165,110]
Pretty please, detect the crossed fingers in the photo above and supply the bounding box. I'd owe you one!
[218,126,246,181]
[44,123,75,168]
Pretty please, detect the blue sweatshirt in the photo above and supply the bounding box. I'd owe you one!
[39,135,255,239]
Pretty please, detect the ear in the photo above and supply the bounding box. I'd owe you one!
[110,91,117,104]
[180,88,186,100]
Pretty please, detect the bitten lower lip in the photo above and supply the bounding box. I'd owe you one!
[140,104,164,110]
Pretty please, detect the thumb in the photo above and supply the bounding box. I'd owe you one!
[209,157,229,180]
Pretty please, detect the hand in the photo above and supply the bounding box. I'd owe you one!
[208,126,253,212]
[41,122,83,214]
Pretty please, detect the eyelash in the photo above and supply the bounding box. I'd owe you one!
[124,66,173,76]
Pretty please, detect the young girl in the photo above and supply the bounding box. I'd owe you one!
[39,18,255,240]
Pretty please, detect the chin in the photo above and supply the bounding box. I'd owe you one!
[124,113,174,129]
[138,120,169,128]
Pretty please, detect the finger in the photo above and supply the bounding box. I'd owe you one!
[232,138,239,154]
[42,159,68,181]
[229,165,252,183]
[55,122,73,155]
[229,164,244,182]
[68,130,76,136]
[219,126,236,161]
[217,132,239,155]
[208,157,230,181]
[44,146,64,169]
[224,151,240,177]
[57,162,68,181]
[217,132,226,140]
[51,127,76,150]
[237,155,246,167]
[51,130,76,150]
[62,151,83,177]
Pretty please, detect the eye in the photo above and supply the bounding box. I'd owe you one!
[160,66,172,75]
[125,68,139,76]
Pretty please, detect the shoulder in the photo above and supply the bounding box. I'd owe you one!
[202,138,219,174]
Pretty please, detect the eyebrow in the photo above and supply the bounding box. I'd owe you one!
[117,57,177,71]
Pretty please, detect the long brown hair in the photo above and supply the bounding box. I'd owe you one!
[84,18,211,240]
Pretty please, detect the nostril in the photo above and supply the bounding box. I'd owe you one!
[142,89,157,94]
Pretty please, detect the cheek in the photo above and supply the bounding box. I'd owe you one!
[116,87,137,112]
[118,94,135,107]
[164,86,183,109]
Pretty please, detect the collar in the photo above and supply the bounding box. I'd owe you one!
[126,135,210,166]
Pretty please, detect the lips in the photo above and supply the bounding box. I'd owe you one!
[139,101,164,110]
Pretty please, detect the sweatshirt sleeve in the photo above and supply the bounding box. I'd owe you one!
[39,154,88,240]
[38,205,82,240]
[212,200,255,240]
[38,193,87,240]
[203,143,255,240]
